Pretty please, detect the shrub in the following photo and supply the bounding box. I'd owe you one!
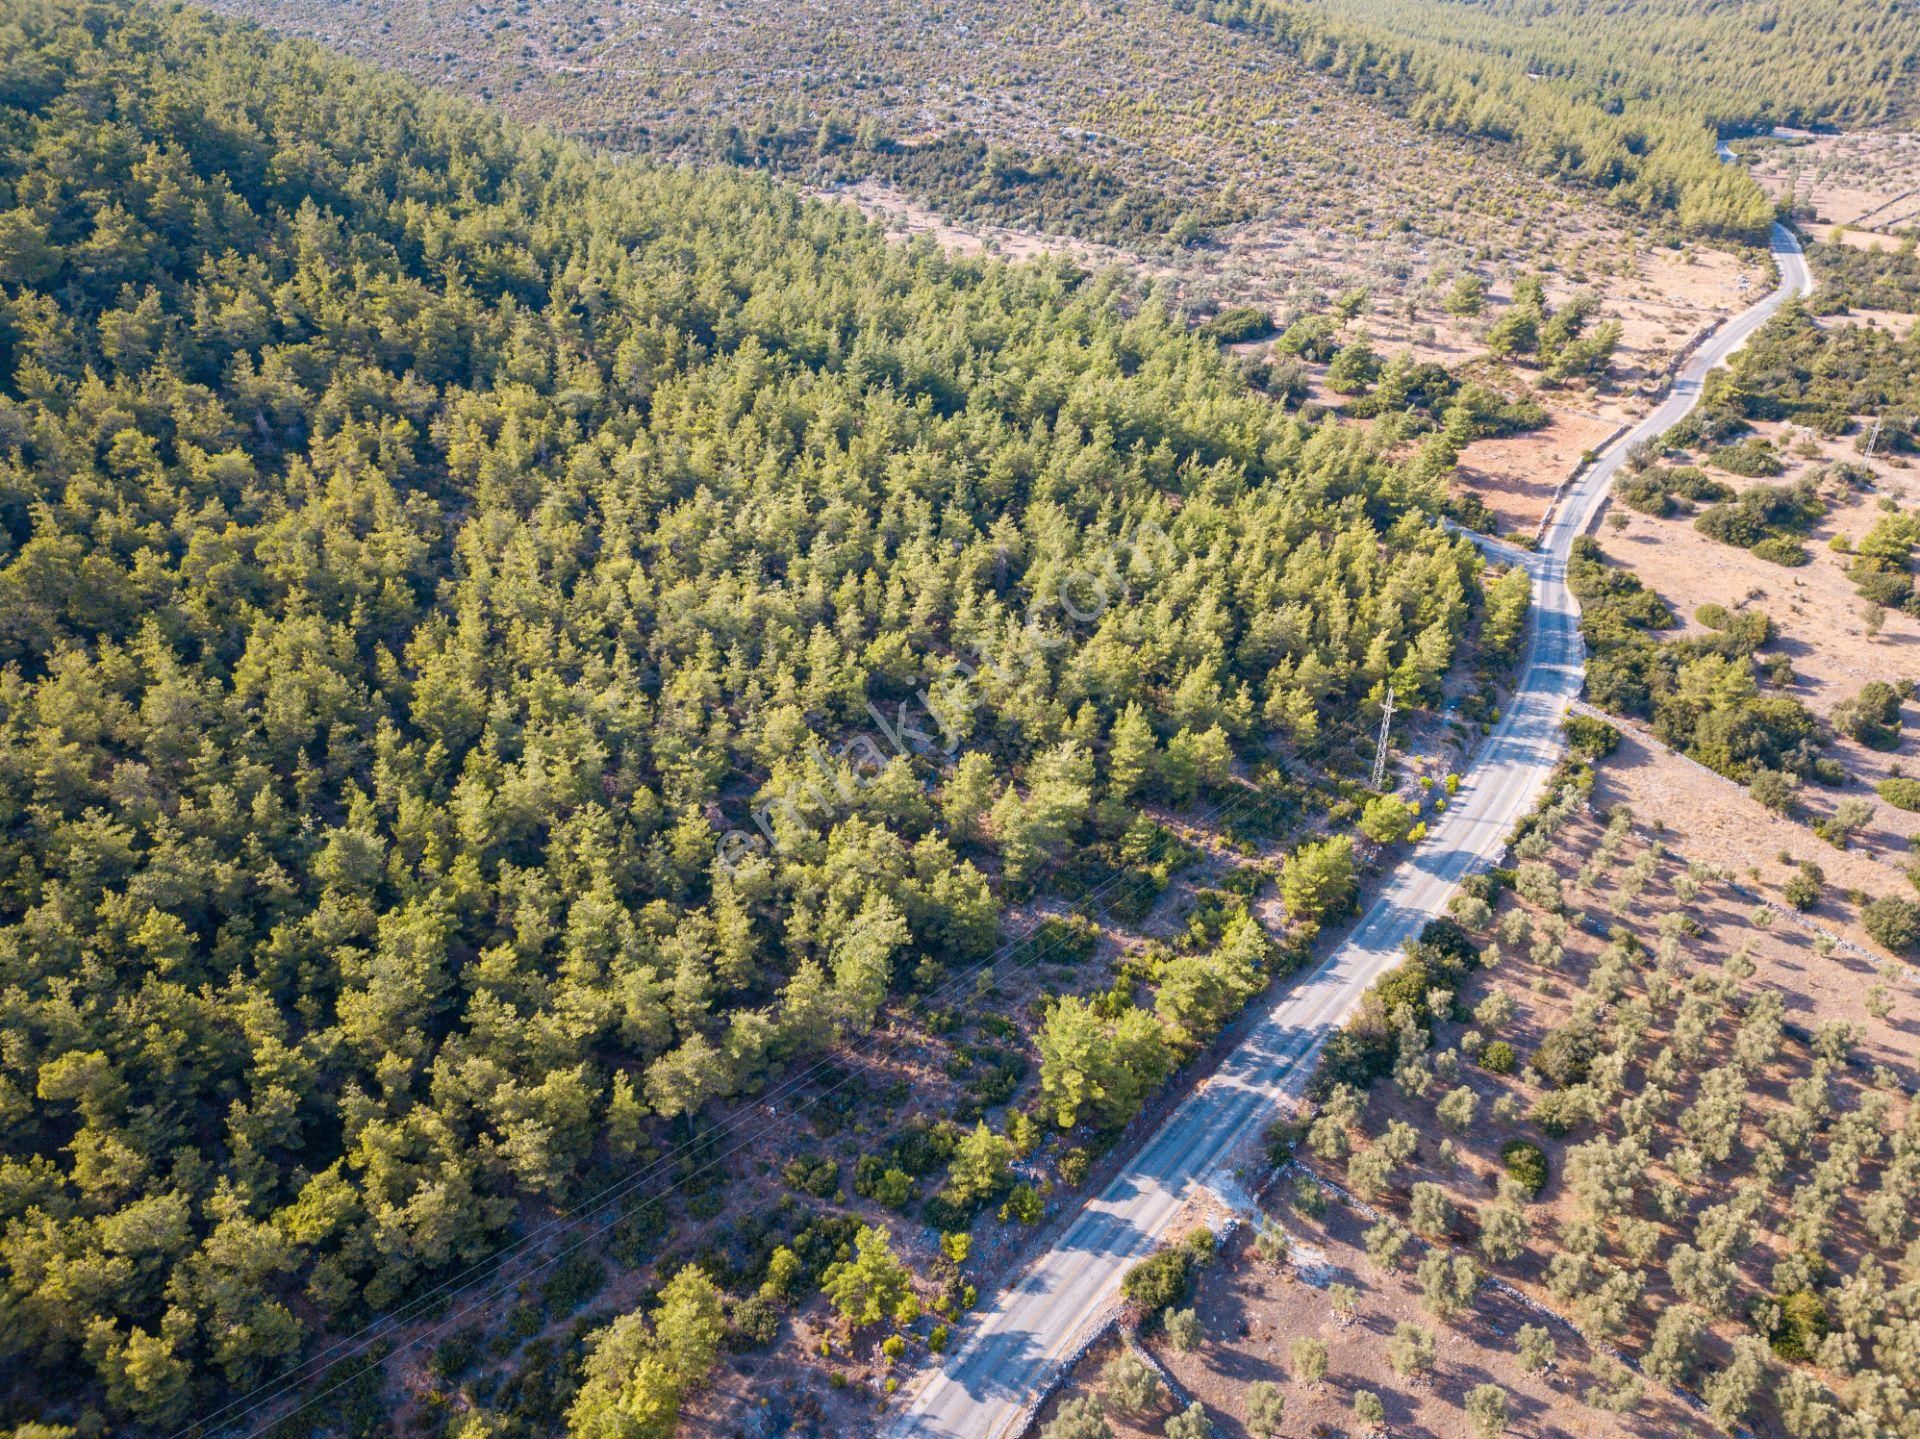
[1614,470,1677,515]
[1448,893,1493,931]
[999,1184,1044,1225]
[1708,437,1786,478]
[1529,1091,1584,1137]
[1530,1019,1597,1088]
[1752,535,1809,566]
[1502,1139,1549,1197]
[1121,1246,1195,1318]
[1833,680,1907,750]
[1749,768,1801,815]
[853,1155,914,1208]
[730,1294,780,1348]
[1479,1040,1516,1074]
[1564,714,1620,758]
[1057,1147,1090,1187]
[784,1155,841,1199]
[1275,314,1340,360]
[540,1252,607,1315]
[1770,1289,1830,1361]
[1198,305,1273,343]
[429,1330,483,1381]
[1783,861,1824,911]
[1862,896,1920,954]
[1879,777,1920,811]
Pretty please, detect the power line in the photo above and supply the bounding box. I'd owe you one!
[184,687,1427,1439]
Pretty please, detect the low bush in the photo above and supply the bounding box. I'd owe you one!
[1863,896,1920,954]
[1530,1018,1597,1088]
[1564,713,1620,758]
[729,1294,780,1349]
[1613,464,1732,515]
[1199,305,1273,343]
[1752,535,1809,566]
[1708,436,1786,478]
[1057,1147,1091,1187]
[784,1155,841,1199]
[1501,1138,1549,1196]
[1783,862,1824,911]
[853,1155,915,1208]
[1121,1230,1214,1318]
[1770,1289,1831,1361]
[1528,1091,1585,1138]
[1880,777,1920,811]
[539,1253,607,1316]
[1833,681,1907,750]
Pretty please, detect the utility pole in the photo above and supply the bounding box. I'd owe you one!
[1371,685,1396,791]
[1865,413,1884,461]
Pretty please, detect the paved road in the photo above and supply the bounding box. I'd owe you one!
[889,223,1811,1439]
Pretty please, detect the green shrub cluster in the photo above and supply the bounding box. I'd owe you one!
[1694,479,1823,566]
[1613,464,1732,517]
[1315,918,1478,1091]
[1807,237,1920,317]
[1500,1138,1549,1197]
[1571,540,1826,785]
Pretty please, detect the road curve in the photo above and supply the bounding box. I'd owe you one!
[889,222,1811,1439]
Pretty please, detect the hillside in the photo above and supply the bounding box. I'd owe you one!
[203,0,1725,340]
[0,1,1514,1434]
[1182,0,1920,240]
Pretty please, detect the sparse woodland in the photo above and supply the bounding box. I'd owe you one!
[208,0,1706,343]
[1298,780,1920,1438]
[1064,773,1920,1439]
[1182,0,1920,241]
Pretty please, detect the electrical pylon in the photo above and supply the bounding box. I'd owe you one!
[1370,685,1396,791]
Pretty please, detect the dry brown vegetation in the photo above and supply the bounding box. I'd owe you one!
[1596,410,1920,880]
[1742,132,1920,240]
[210,0,1757,410]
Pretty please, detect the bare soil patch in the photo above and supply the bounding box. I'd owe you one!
[1458,412,1622,539]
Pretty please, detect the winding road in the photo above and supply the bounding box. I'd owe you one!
[889,222,1811,1439]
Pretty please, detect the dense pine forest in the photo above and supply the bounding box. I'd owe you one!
[0,0,1503,1431]
[1183,0,1920,241]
